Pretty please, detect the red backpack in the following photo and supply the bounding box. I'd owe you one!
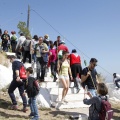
[19,65,27,80]
[99,96,113,120]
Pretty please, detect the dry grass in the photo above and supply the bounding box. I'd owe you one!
[111,102,120,120]
[0,52,9,67]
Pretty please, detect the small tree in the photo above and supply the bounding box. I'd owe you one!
[97,73,106,82]
[17,21,31,38]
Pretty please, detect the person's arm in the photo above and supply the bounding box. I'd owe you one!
[13,62,21,82]
[96,75,99,84]
[113,77,115,84]
[16,70,21,81]
[57,61,61,74]
[42,43,49,53]
[16,39,21,49]
[83,96,98,105]
[81,70,91,83]
[27,77,34,89]
[68,60,72,76]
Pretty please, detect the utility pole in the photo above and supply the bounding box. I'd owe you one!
[27,5,30,30]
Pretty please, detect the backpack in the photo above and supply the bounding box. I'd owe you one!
[19,64,27,80]
[23,40,31,51]
[11,35,17,41]
[99,96,113,120]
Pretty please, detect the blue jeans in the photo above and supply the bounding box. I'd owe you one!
[32,54,36,62]
[28,97,39,120]
[88,89,97,97]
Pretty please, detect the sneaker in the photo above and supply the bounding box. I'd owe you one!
[10,105,18,110]
[31,117,39,120]
[53,77,57,82]
[60,99,66,104]
[76,88,80,94]
[29,113,34,117]
[63,98,68,103]
[22,107,28,113]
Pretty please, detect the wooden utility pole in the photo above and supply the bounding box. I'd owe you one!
[27,5,30,30]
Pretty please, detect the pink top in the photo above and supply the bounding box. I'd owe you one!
[49,48,57,63]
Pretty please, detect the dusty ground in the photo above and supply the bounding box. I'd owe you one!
[0,91,120,120]
[0,91,87,120]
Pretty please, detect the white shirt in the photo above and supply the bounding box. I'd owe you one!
[16,36,26,49]
[114,74,120,81]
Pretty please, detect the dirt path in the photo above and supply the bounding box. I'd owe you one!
[0,91,87,120]
[0,91,120,120]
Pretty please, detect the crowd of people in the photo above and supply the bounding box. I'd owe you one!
[0,30,114,120]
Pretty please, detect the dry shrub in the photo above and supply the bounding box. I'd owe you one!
[0,52,9,67]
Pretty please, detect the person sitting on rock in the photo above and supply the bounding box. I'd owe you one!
[113,73,120,89]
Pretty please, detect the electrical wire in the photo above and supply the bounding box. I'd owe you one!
[31,9,112,76]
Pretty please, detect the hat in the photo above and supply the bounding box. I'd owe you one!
[60,40,65,44]
[20,33,24,36]
[33,35,38,40]
[44,34,49,38]
[72,49,77,53]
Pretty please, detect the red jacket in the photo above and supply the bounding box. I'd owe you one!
[69,53,81,66]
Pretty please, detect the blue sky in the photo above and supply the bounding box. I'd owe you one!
[0,0,120,82]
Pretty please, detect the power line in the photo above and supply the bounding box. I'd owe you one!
[31,9,89,58]
[0,13,23,27]
[31,9,112,76]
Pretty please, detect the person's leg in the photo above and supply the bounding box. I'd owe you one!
[33,53,37,63]
[28,51,31,63]
[115,79,120,88]
[64,76,69,98]
[71,64,78,88]
[12,43,16,53]
[36,57,41,80]
[23,51,27,63]
[59,76,68,101]
[31,97,39,119]
[8,81,18,106]
[28,98,34,117]
[18,84,27,111]
[40,58,46,81]
[51,62,57,82]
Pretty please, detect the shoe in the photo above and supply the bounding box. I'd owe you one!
[63,98,68,103]
[53,77,57,82]
[76,88,80,94]
[10,105,18,110]
[60,99,66,104]
[29,113,34,117]
[30,117,40,120]
[22,107,28,113]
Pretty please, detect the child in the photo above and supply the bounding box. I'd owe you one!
[26,67,39,120]
[83,83,108,120]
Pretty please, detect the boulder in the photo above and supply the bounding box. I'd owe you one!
[0,64,12,89]
[36,88,51,108]
[106,83,120,100]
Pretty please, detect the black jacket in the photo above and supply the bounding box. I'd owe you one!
[26,76,39,98]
